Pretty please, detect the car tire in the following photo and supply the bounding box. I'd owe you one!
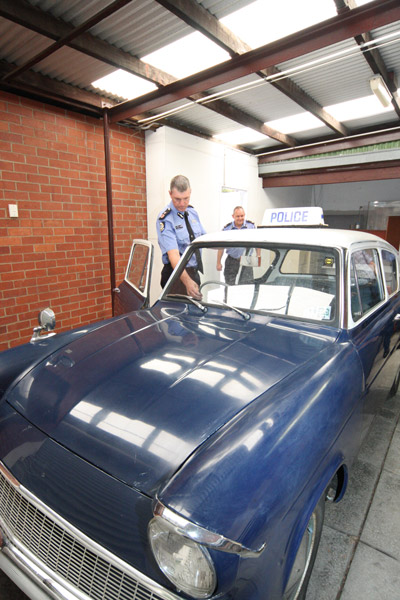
[283,494,325,600]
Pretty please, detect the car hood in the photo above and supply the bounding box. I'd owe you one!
[6,304,338,495]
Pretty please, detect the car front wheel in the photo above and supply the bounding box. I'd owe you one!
[283,494,325,600]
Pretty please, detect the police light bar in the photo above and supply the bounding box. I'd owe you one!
[262,207,325,227]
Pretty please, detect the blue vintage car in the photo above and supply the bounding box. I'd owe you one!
[0,209,399,600]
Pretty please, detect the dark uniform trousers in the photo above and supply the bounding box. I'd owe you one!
[161,263,200,293]
[224,255,254,286]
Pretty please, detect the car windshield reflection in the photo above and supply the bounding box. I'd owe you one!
[163,244,338,324]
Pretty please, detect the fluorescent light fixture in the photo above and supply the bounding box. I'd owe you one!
[143,32,229,79]
[369,74,392,108]
[92,69,157,100]
[213,128,269,145]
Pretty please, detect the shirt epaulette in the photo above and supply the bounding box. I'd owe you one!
[159,208,171,220]
[246,219,255,225]
[223,221,232,229]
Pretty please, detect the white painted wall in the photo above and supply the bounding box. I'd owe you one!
[307,179,400,213]
[261,185,312,209]
[145,126,400,303]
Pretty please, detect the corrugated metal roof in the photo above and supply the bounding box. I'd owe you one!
[209,74,305,122]
[0,19,50,63]
[0,0,399,156]
[372,21,400,72]
[201,0,254,19]
[29,0,112,24]
[27,0,253,58]
[278,39,367,104]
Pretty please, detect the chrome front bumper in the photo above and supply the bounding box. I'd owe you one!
[0,543,75,600]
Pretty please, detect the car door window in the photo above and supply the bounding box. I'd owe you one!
[114,240,154,316]
[126,243,151,293]
[350,249,384,322]
[381,250,398,296]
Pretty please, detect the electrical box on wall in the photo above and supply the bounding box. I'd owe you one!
[8,204,18,218]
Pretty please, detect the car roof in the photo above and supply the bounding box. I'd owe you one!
[194,227,398,253]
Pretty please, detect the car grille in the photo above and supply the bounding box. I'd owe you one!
[0,467,171,600]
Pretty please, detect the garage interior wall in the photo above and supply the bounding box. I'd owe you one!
[0,91,146,351]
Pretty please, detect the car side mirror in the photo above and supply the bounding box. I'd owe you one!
[30,307,56,342]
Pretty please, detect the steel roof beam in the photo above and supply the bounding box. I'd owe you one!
[258,125,400,162]
[262,160,400,186]
[0,0,295,146]
[333,0,400,117]
[0,60,232,146]
[109,0,400,123]
[155,0,349,136]
[0,0,175,86]
[0,60,105,114]
[1,0,134,83]
[154,0,249,56]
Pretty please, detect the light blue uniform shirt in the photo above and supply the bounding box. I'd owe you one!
[222,220,256,259]
[157,202,206,267]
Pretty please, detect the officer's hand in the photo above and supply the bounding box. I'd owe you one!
[186,280,202,300]
[216,262,222,271]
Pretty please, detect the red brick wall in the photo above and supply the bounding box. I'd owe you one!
[0,92,147,351]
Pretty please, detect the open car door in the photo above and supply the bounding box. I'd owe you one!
[114,239,154,316]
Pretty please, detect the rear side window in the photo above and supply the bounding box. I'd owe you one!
[281,249,336,275]
[381,250,398,295]
[350,249,384,322]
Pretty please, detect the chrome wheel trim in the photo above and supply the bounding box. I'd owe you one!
[283,511,318,600]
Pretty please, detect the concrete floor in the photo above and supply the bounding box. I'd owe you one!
[1,366,399,600]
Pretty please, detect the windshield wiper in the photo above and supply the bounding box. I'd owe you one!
[167,294,250,320]
[167,294,207,313]
[256,305,287,313]
[212,299,250,321]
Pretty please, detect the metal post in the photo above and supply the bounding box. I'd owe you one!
[103,107,116,316]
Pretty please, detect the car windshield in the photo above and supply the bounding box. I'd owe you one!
[163,243,339,324]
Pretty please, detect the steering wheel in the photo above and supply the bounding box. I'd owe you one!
[199,280,229,292]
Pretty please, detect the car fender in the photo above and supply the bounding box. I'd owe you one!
[159,337,364,554]
[281,451,348,592]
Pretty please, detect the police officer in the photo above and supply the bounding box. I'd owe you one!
[157,175,206,298]
[216,206,260,285]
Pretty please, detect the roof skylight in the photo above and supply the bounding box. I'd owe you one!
[91,0,397,148]
[325,95,394,121]
[213,128,269,145]
[265,113,324,134]
[142,32,230,79]
[261,93,395,136]
[221,0,336,49]
[212,89,396,147]
[92,69,157,100]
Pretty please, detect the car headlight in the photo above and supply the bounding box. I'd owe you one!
[148,516,217,598]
